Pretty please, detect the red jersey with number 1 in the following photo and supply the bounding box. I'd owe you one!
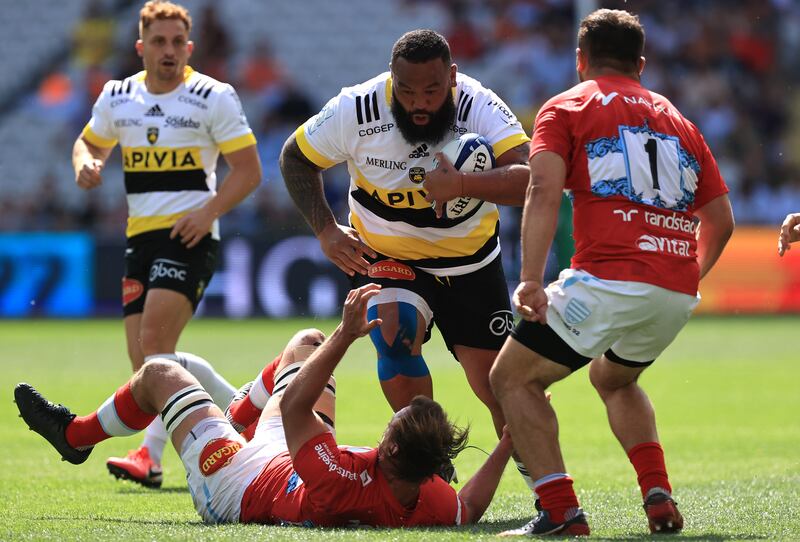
[531,75,728,295]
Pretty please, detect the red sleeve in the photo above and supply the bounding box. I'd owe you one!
[530,98,571,163]
[292,432,367,514]
[416,475,464,525]
[691,135,729,211]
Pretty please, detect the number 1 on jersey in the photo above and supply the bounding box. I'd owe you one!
[619,125,686,210]
[643,138,660,190]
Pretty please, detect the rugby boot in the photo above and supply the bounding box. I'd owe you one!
[644,488,684,534]
[106,446,163,488]
[499,508,590,537]
[14,383,93,465]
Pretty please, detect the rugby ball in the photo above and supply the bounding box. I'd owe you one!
[434,133,495,219]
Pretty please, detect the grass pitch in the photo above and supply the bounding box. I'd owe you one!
[1,316,798,540]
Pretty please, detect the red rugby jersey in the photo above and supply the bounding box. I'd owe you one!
[239,432,464,527]
[531,75,728,295]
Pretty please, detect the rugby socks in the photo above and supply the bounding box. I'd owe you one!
[140,418,168,465]
[515,460,539,494]
[226,353,282,431]
[535,474,581,523]
[628,441,672,499]
[65,382,155,450]
[174,351,236,407]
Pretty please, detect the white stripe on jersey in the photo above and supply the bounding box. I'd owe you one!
[127,191,211,218]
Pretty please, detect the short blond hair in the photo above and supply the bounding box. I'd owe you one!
[139,1,192,36]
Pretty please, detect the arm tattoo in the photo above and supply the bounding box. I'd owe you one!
[279,135,336,235]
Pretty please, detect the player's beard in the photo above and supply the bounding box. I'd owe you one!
[391,93,456,146]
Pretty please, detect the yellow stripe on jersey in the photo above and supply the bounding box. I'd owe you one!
[122,146,204,172]
[295,126,338,169]
[351,208,500,260]
[126,211,193,238]
[492,133,530,158]
[352,167,430,209]
[219,132,257,154]
[82,124,117,149]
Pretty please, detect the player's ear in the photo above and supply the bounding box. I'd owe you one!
[637,56,646,76]
[449,63,457,87]
[135,39,144,58]
[575,48,587,73]
[187,40,194,57]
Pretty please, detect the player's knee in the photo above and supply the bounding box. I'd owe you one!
[368,303,429,381]
[489,356,515,398]
[138,359,176,388]
[289,328,326,349]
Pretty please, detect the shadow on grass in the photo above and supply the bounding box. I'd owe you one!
[28,515,207,527]
[114,486,189,494]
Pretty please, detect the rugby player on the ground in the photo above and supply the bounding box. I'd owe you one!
[16,285,514,527]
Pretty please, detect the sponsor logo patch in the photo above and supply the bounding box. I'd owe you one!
[489,310,514,336]
[408,167,425,184]
[144,104,164,117]
[408,143,429,158]
[365,156,406,170]
[150,259,188,282]
[636,234,690,256]
[165,116,200,129]
[178,95,208,110]
[199,438,242,476]
[122,278,144,306]
[114,118,142,128]
[368,260,416,280]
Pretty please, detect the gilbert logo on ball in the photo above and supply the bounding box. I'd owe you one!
[433,133,495,219]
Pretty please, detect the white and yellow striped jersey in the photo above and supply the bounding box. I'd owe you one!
[295,71,529,276]
[82,66,256,239]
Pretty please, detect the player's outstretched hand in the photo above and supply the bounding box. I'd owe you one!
[170,207,215,248]
[513,281,548,324]
[424,152,462,218]
[778,213,800,256]
[319,223,377,276]
[341,284,382,341]
[75,159,104,190]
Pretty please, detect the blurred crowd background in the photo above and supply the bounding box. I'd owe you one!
[1,0,798,239]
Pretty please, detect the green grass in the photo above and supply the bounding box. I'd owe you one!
[1,316,798,540]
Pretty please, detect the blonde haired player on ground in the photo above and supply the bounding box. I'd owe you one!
[489,9,734,536]
[72,0,262,487]
[16,285,515,528]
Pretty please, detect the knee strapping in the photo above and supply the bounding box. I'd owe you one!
[368,303,430,381]
[161,385,213,436]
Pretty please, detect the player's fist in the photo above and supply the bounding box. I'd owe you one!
[778,213,800,256]
[513,281,548,323]
[75,159,104,190]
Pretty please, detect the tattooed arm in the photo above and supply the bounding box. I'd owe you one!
[280,133,376,276]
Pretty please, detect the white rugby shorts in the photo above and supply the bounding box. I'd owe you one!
[180,416,290,523]
[544,269,700,362]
